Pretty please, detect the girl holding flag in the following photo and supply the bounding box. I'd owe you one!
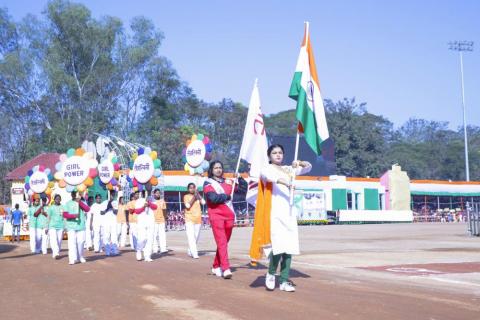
[250,144,311,292]
[204,160,247,279]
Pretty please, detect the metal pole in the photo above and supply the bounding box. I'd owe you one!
[459,52,470,181]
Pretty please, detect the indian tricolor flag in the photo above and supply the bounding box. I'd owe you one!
[289,22,329,155]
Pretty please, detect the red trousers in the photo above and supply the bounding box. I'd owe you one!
[210,219,234,271]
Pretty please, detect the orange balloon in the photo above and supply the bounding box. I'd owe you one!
[113,172,120,179]
[75,148,85,156]
[85,177,94,187]
[59,180,67,188]
[107,183,113,190]
[185,139,191,147]
[150,176,158,185]
[45,188,52,195]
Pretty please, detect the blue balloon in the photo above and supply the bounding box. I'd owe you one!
[66,185,74,192]
[201,160,209,170]
[45,168,51,175]
[27,169,34,176]
[55,162,62,171]
[25,183,30,190]
[145,147,152,154]
[205,143,213,153]
[154,169,161,177]
[138,148,144,155]
[48,174,54,181]
[138,184,144,191]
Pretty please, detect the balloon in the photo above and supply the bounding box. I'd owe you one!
[25,183,30,191]
[60,153,68,162]
[150,151,157,160]
[201,160,209,170]
[112,156,118,164]
[205,143,213,153]
[185,139,191,147]
[39,165,45,172]
[145,182,152,191]
[28,189,34,196]
[133,187,138,192]
[182,155,187,163]
[132,153,138,161]
[114,163,120,171]
[83,152,93,159]
[48,181,55,188]
[149,176,158,185]
[54,172,63,181]
[154,169,161,177]
[67,148,75,157]
[75,148,85,156]
[205,152,212,161]
[111,178,118,186]
[113,171,120,179]
[182,148,187,156]
[144,147,152,154]
[132,179,138,187]
[203,136,210,145]
[45,188,52,195]
[188,167,195,175]
[138,184,144,191]
[128,171,134,179]
[192,134,197,141]
[59,180,67,188]
[138,148,144,155]
[66,184,74,192]
[77,184,86,193]
[194,167,202,174]
[85,177,94,187]
[184,163,190,171]
[89,159,98,168]
[55,162,62,171]
[48,174,54,181]
[107,183,113,190]
[197,133,204,140]
[25,176,30,183]
[89,168,97,177]
[45,168,51,175]
[153,159,161,169]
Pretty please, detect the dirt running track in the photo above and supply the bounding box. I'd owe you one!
[1,223,479,320]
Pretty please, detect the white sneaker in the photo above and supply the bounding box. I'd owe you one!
[279,282,295,292]
[136,251,143,261]
[69,261,76,265]
[192,255,199,259]
[223,269,232,279]
[79,257,86,264]
[145,257,153,262]
[211,267,222,277]
[265,273,276,290]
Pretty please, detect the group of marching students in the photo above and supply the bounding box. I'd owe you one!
[24,145,312,292]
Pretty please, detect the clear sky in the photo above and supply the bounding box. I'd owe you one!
[2,0,479,129]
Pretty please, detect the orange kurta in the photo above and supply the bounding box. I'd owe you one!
[153,199,167,223]
[183,194,203,224]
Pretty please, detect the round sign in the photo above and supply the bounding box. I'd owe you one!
[98,160,114,184]
[29,171,49,194]
[133,154,154,184]
[186,140,206,168]
[62,156,89,186]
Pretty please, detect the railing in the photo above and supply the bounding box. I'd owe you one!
[467,203,480,236]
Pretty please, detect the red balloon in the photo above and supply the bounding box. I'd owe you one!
[89,168,98,177]
[114,163,120,171]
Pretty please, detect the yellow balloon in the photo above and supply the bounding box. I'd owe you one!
[184,163,190,171]
[48,181,55,188]
[77,184,86,192]
[132,153,138,160]
[113,172,120,179]
[192,134,197,141]
[54,172,63,181]
[45,188,52,195]
[150,151,157,160]
[85,177,94,187]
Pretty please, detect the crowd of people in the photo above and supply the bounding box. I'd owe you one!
[4,146,314,292]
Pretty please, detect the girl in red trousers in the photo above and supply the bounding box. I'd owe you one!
[203,160,247,279]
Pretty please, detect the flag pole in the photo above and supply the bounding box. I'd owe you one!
[289,129,300,206]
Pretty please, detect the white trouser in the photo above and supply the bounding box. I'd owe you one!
[29,227,36,253]
[104,216,119,255]
[93,223,104,252]
[49,228,63,257]
[35,228,48,254]
[117,222,128,248]
[153,222,167,253]
[85,213,93,249]
[129,223,138,250]
[67,230,86,264]
[136,221,154,259]
[185,222,201,258]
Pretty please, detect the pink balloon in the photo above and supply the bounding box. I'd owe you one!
[202,136,210,144]
[59,154,67,162]
[114,163,120,171]
[89,168,97,177]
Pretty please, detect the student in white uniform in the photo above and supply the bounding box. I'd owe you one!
[183,183,205,259]
[102,190,119,256]
[260,144,311,292]
[152,189,167,254]
[85,196,94,251]
[133,191,157,262]
[47,194,64,259]
[116,195,128,248]
[90,194,106,253]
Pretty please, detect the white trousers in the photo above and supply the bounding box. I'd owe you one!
[49,228,63,257]
[35,228,48,254]
[185,222,201,258]
[29,228,36,253]
[129,223,138,250]
[67,230,85,264]
[85,213,93,249]
[103,218,119,256]
[117,222,128,248]
[93,223,104,252]
[136,222,154,259]
[153,223,167,253]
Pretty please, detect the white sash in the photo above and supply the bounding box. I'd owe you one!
[206,178,235,214]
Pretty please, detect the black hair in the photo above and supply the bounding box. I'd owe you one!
[187,182,196,189]
[15,204,19,209]
[71,191,77,199]
[130,193,135,200]
[208,160,224,178]
[267,144,285,164]
[95,194,101,199]
[153,189,161,193]
[54,194,61,200]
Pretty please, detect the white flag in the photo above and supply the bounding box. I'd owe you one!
[238,79,269,178]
